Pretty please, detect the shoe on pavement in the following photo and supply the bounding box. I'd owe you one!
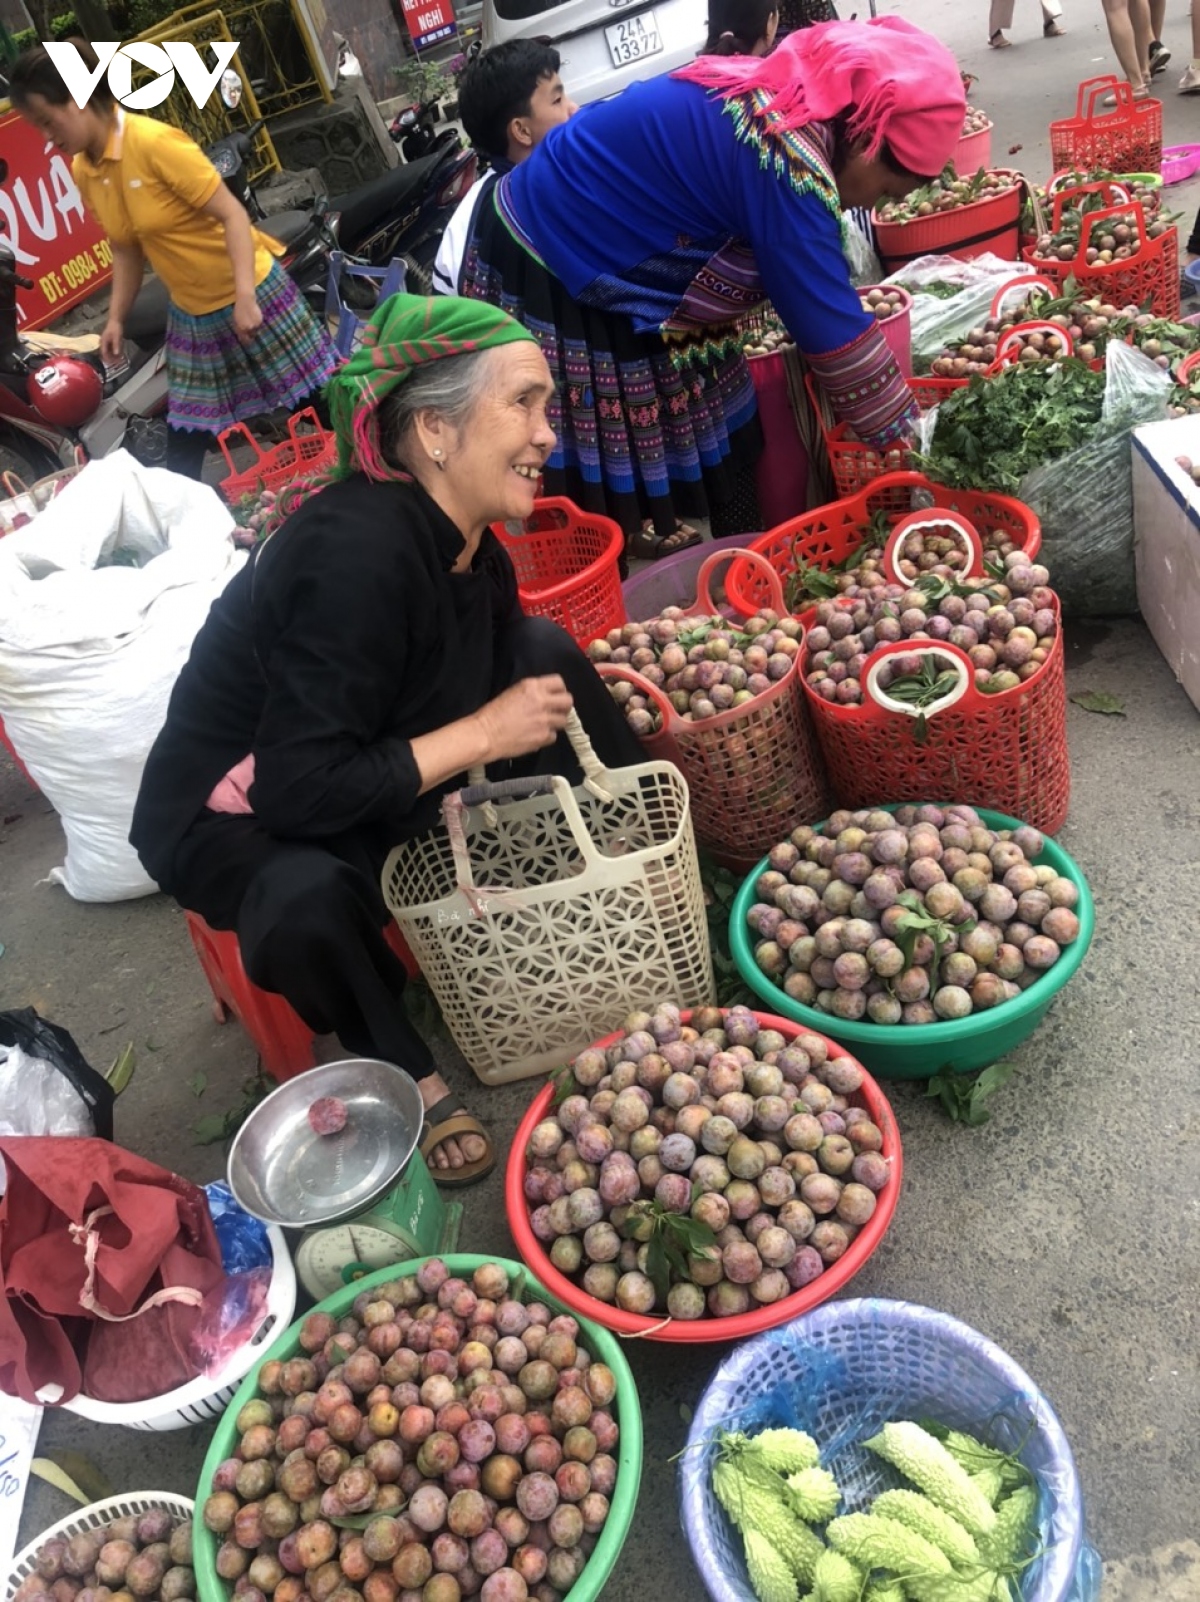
[1180,63,1200,93]
[1150,40,1171,74]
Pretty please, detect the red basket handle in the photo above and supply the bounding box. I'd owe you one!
[1048,182,1136,232]
[286,406,330,444]
[1177,350,1200,384]
[989,320,1076,373]
[1073,75,1127,121]
[695,545,788,619]
[1057,199,1150,272]
[594,660,683,751]
[882,510,987,586]
[1048,173,1136,205]
[216,420,269,476]
[861,640,975,720]
[989,275,1061,319]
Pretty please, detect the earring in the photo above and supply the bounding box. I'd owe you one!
[432,448,445,472]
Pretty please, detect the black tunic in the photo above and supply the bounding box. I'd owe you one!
[131,474,522,891]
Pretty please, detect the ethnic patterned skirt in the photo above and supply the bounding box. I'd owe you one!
[459,198,763,541]
[165,263,339,436]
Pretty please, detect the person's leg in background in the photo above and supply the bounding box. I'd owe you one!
[989,0,1016,46]
[165,425,210,480]
[1147,0,1171,70]
[1100,0,1152,91]
[1180,0,1200,90]
[1041,0,1065,36]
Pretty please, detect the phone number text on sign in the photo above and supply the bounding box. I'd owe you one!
[0,108,114,330]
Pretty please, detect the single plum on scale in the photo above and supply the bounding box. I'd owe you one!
[521,1001,892,1324]
[307,1097,348,1137]
[200,1259,622,1602]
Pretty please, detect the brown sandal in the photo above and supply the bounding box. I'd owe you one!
[419,1093,495,1188]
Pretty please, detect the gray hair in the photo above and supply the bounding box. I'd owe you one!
[379,347,498,471]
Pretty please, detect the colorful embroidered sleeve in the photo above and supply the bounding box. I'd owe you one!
[728,137,917,447]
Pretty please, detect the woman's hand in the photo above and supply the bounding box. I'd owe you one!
[100,320,125,366]
[476,675,573,762]
[233,293,263,346]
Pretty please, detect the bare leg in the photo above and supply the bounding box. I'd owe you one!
[1148,0,1165,37]
[1183,3,1200,93]
[1130,0,1153,80]
[1100,0,1148,88]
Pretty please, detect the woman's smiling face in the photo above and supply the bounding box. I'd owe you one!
[423,342,558,532]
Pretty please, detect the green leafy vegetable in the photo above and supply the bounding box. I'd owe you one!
[926,1061,1017,1126]
[1070,690,1126,715]
[914,360,1107,493]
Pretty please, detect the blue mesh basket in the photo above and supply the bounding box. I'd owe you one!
[679,1298,1096,1602]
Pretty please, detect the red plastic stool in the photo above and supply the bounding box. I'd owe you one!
[185,910,420,1083]
[0,719,36,788]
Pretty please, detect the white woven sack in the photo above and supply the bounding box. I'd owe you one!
[0,450,244,901]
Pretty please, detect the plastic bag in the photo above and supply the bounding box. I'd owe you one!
[0,1007,113,1141]
[1018,340,1173,616]
[205,1180,272,1274]
[0,450,244,901]
[882,252,1041,361]
[0,1045,93,1144]
[188,1267,272,1377]
[679,1300,1097,1602]
[842,214,882,287]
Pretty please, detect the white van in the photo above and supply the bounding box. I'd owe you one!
[481,0,708,106]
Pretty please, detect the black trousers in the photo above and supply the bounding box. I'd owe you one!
[168,617,643,1079]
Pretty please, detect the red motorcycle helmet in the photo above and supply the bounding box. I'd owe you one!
[29,355,103,429]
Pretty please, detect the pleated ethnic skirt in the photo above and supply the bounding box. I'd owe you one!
[459,194,764,541]
[165,263,339,436]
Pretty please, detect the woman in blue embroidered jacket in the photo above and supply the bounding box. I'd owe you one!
[460,16,965,559]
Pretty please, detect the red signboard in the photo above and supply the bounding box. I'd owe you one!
[399,0,457,52]
[0,108,114,331]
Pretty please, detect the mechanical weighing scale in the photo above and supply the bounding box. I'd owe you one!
[226,1057,461,1300]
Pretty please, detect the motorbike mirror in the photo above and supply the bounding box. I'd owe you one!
[220,68,243,109]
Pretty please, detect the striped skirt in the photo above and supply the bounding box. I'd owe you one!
[166,264,339,436]
[459,198,763,542]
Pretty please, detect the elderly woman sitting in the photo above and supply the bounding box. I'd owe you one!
[131,295,643,1183]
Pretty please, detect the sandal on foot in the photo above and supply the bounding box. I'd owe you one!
[627,520,702,561]
[419,1092,495,1188]
[1043,19,1065,36]
[989,30,1012,47]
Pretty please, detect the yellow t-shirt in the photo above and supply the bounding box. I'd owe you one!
[73,110,283,317]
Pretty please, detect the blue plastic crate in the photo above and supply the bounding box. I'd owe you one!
[325,252,408,357]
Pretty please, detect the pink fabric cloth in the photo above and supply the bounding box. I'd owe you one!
[673,16,967,180]
[207,754,256,816]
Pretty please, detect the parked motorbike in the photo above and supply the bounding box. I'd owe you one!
[325,136,479,294]
[389,98,461,164]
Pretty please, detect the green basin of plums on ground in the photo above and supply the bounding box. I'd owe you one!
[730,806,1095,1080]
[193,1256,643,1602]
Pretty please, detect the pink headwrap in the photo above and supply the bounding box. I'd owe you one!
[674,15,967,180]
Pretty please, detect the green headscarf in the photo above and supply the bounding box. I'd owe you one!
[324,292,536,481]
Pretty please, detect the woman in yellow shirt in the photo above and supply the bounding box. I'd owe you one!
[9,42,338,478]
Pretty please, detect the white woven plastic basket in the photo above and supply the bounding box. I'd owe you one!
[58,1224,295,1431]
[382,712,715,1084]
[7,1493,195,1602]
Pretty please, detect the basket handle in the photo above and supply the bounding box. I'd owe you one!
[1,470,31,499]
[444,711,628,897]
[862,640,975,721]
[1075,74,1125,121]
[595,661,683,742]
[989,275,1060,320]
[882,510,986,586]
[461,710,615,802]
[1048,181,1133,232]
[286,407,329,444]
[989,320,1076,373]
[1063,199,1150,270]
[695,546,787,618]
[1019,176,1049,245]
[216,420,268,476]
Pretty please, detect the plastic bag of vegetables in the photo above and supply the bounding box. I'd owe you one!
[882,253,1041,364]
[1017,339,1172,616]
